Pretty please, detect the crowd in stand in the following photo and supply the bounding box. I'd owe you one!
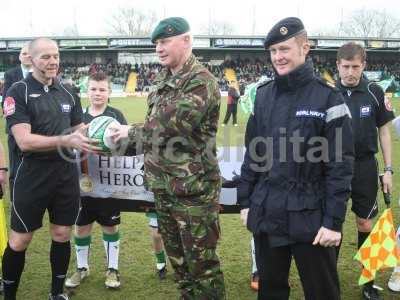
[43,58,400,93]
[133,63,163,91]
[60,62,133,86]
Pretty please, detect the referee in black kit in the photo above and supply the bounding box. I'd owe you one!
[2,37,99,300]
[336,42,394,300]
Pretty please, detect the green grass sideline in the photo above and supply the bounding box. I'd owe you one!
[0,97,399,299]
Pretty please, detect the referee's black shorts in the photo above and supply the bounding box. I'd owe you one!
[350,156,379,220]
[11,158,80,233]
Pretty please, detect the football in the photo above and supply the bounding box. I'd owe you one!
[87,116,121,153]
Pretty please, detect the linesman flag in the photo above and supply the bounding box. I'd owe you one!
[354,208,400,285]
[0,186,7,256]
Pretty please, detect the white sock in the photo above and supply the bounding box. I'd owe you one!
[395,227,400,273]
[76,244,90,270]
[104,239,120,270]
[251,237,257,274]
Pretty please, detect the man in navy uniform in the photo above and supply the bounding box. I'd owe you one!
[238,17,354,300]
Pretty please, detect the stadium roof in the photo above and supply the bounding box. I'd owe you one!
[1,35,400,52]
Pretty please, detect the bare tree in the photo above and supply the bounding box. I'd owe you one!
[62,24,79,37]
[341,9,400,38]
[200,20,236,35]
[107,7,158,36]
[311,27,339,37]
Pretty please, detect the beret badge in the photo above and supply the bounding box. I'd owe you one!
[280,26,288,35]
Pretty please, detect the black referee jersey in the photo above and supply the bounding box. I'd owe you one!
[5,73,82,160]
[336,78,395,160]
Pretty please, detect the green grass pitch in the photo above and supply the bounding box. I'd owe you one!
[0,97,399,299]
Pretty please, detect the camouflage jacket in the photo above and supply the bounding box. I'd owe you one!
[129,54,221,197]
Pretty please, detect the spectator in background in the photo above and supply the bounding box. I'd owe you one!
[3,44,32,101]
[2,43,32,203]
[222,82,240,126]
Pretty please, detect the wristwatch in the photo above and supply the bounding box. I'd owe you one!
[383,166,394,174]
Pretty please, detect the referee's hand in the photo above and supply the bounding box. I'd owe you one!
[381,172,393,194]
[312,226,341,247]
[63,125,102,153]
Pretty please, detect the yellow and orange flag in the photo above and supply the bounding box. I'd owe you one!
[0,197,7,256]
[354,208,400,285]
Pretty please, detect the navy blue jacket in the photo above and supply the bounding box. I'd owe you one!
[238,60,354,246]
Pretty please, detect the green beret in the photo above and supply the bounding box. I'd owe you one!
[151,17,190,43]
[264,17,305,48]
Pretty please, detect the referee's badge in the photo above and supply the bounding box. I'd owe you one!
[360,105,372,118]
[61,104,71,113]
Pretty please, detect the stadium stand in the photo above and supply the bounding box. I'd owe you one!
[1,36,400,96]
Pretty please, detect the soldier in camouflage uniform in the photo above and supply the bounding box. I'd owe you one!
[111,17,225,299]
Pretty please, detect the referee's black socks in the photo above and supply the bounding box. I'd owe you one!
[358,231,370,249]
[2,243,26,300]
[50,240,71,296]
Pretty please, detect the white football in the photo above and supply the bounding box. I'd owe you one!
[88,116,121,153]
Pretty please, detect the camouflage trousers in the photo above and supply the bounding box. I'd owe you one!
[154,191,226,300]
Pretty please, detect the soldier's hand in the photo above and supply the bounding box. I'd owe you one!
[381,172,393,194]
[109,124,131,143]
[312,226,341,247]
[240,208,249,226]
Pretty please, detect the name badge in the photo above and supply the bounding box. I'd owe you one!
[61,104,71,113]
[295,110,325,120]
[360,105,371,118]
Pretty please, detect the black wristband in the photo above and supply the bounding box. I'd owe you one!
[384,166,394,174]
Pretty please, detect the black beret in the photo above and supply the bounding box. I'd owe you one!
[264,17,305,48]
[151,17,190,43]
